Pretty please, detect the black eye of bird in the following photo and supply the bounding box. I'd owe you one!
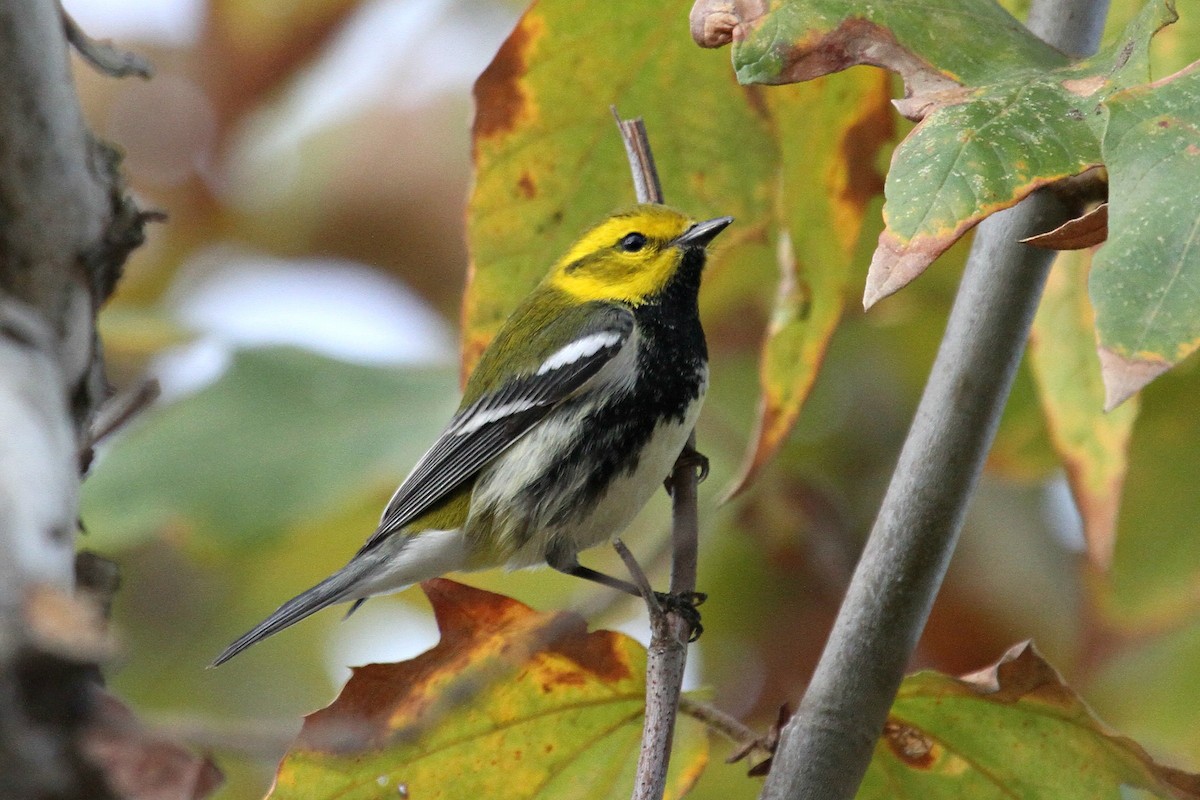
[618,232,648,252]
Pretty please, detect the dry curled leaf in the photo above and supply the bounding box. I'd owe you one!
[689,0,740,48]
[1022,203,1109,250]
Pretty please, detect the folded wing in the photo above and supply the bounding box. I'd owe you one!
[359,304,635,553]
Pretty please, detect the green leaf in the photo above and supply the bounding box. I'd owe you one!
[1094,356,1200,629]
[81,347,455,550]
[269,580,708,800]
[859,643,1200,799]
[1029,250,1138,568]
[1088,615,1200,770]
[733,0,1064,88]
[732,0,1178,308]
[987,360,1062,481]
[868,78,1102,305]
[1091,60,1200,407]
[726,72,895,497]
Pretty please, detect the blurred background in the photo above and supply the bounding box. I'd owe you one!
[66,0,1200,797]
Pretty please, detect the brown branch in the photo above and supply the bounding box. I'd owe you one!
[612,109,664,205]
[678,696,766,756]
[81,378,161,471]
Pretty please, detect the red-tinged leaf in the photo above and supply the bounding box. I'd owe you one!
[1029,250,1138,568]
[83,689,224,800]
[1022,203,1109,250]
[269,580,708,800]
[858,642,1200,799]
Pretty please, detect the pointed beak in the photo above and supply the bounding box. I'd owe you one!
[673,216,734,248]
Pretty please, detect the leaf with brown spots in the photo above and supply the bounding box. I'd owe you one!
[466,0,778,377]
[858,642,1200,799]
[731,0,1178,308]
[725,71,894,499]
[268,580,708,800]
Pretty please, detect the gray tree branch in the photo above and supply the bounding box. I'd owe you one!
[0,2,147,797]
[759,1,1111,797]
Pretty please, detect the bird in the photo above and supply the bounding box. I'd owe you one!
[212,204,732,666]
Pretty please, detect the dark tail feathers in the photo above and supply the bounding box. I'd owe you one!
[211,564,364,667]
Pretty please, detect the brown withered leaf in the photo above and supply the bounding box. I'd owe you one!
[269,579,708,799]
[1022,203,1109,250]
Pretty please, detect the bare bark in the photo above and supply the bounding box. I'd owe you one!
[759,1,1112,797]
[0,2,148,797]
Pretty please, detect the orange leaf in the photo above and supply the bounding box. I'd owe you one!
[270,580,708,799]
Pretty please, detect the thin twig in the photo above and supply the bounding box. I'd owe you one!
[759,1,1111,798]
[612,108,664,205]
[612,110,703,800]
[678,696,766,755]
[613,538,659,608]
[83,378,160,451]
[668,433,700,598]
[61,10,153,79]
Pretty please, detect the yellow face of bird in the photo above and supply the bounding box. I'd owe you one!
[548,205,703,305]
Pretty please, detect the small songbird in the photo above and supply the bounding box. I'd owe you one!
[213,205,732,666]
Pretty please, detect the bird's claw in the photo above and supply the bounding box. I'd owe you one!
[678,446,710,483]
[664,446,710,494]
[653,590,707,641]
